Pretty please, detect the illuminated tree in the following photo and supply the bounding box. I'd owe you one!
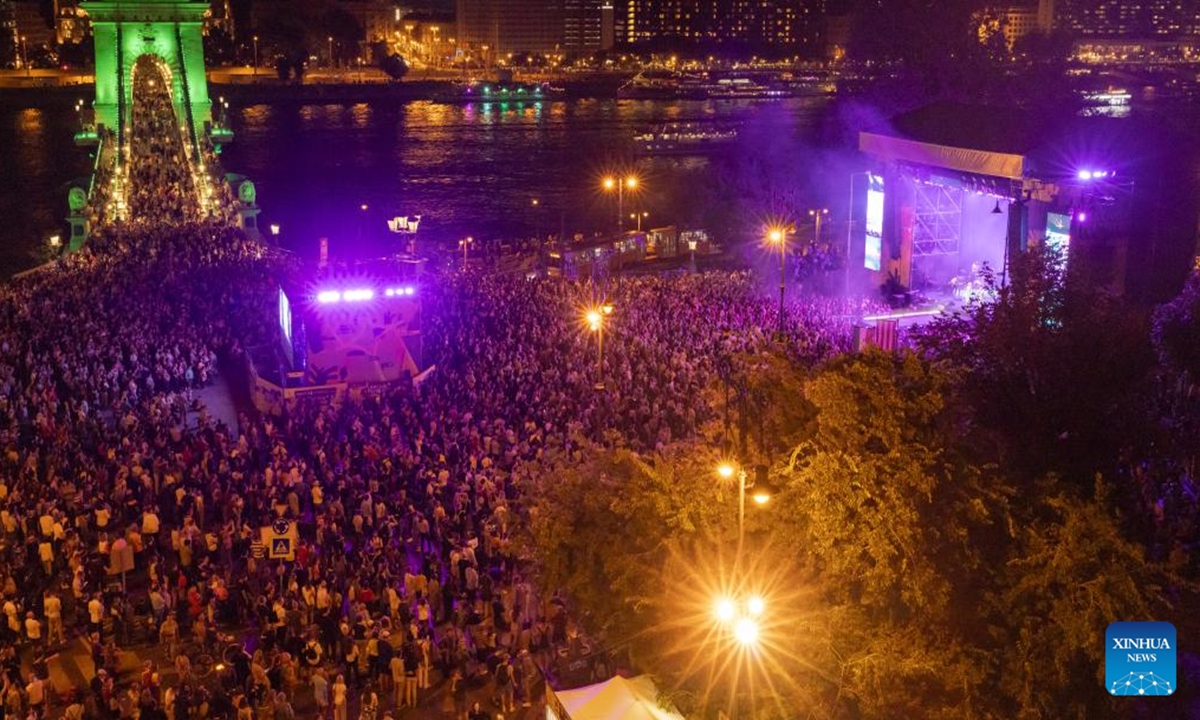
[995,479,1177,717]
[912,245,1156,484]
[1153,272,1200,385]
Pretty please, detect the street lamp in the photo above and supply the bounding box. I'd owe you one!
[602,175,638,232]
[717,462,772,547]
[48,234,61,249]
[459,235,473,265]
[252,35,259,75]
[713,594,764,649]
[808,207,829,245]
[328,36,335,68]
[269,223,280,237]
[628,211,648,232]
[531,198,541,240]
[585,304,613,391]
[767,226,790,337]
[20,36,28,76]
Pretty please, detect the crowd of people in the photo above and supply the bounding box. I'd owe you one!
[125,60,200,225]
[80,58,237,231]
[0,171,876,720]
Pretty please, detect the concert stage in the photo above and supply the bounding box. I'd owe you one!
[855,103,1135,302]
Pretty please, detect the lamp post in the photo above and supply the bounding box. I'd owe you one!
[328,36,335,68]
[20,36,28,75]
[531,198,541,241]
[767,227,789,337]
[585,304,613,391]
[459,236,473,266]
[252,35,259,75]
[717,462,771,548]
[629,211,648,232]
[808,207,829,245]
[603,176,638,232]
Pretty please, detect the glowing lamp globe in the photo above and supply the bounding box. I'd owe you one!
[734,617,759,646]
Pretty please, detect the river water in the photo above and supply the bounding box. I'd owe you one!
[0,95,835,273]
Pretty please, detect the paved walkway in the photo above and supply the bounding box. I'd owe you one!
[33,628,545,719]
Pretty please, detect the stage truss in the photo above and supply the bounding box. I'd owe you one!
[912,182,962,257]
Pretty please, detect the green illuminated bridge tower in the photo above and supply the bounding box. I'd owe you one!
[64,0,251,247]
[84,0,214,157]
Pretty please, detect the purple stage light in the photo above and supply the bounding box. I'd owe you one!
[342,289,374,302]
[1077,211,1088,222]
[316,290,341,304]
[1077,170,1093,180]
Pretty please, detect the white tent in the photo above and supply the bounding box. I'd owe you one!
[548,675,684,720]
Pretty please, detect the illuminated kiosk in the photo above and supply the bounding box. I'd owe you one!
[248,258,429,415]
[857,103,1134,306]
[82,0,215,156]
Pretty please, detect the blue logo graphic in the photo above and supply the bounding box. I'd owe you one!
[1106,622,1176,697]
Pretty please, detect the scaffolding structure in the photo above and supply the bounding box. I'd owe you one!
[912,181,963,257]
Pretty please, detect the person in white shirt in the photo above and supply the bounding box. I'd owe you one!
[332,673,348,720]
[44,592,63,644]
[26,673,46,715]
[3,599,19,640]
[88,595,104,637]
[142,510,160,536]
[24,612,42,645]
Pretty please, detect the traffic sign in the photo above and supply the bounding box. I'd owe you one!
[261,518,296,561]
[269,537,292,559]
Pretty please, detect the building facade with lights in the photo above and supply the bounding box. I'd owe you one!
[620,0,823,54]
[0,1,15,66]
[456,0,614,54]
[1050,0,1200,37]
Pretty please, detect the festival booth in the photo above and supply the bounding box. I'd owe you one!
[546,675,684,720]
[246,256,431,415]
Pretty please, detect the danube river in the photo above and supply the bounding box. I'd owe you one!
[0,95,837,274]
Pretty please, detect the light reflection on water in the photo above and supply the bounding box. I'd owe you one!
[220,97,830,261]
[0,97,829,272]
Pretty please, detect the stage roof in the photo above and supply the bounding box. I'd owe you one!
[859,102,1159,182]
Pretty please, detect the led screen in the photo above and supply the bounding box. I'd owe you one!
[279,288,293,346]
[1046,212,1071,268]
[864,174,884,271]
